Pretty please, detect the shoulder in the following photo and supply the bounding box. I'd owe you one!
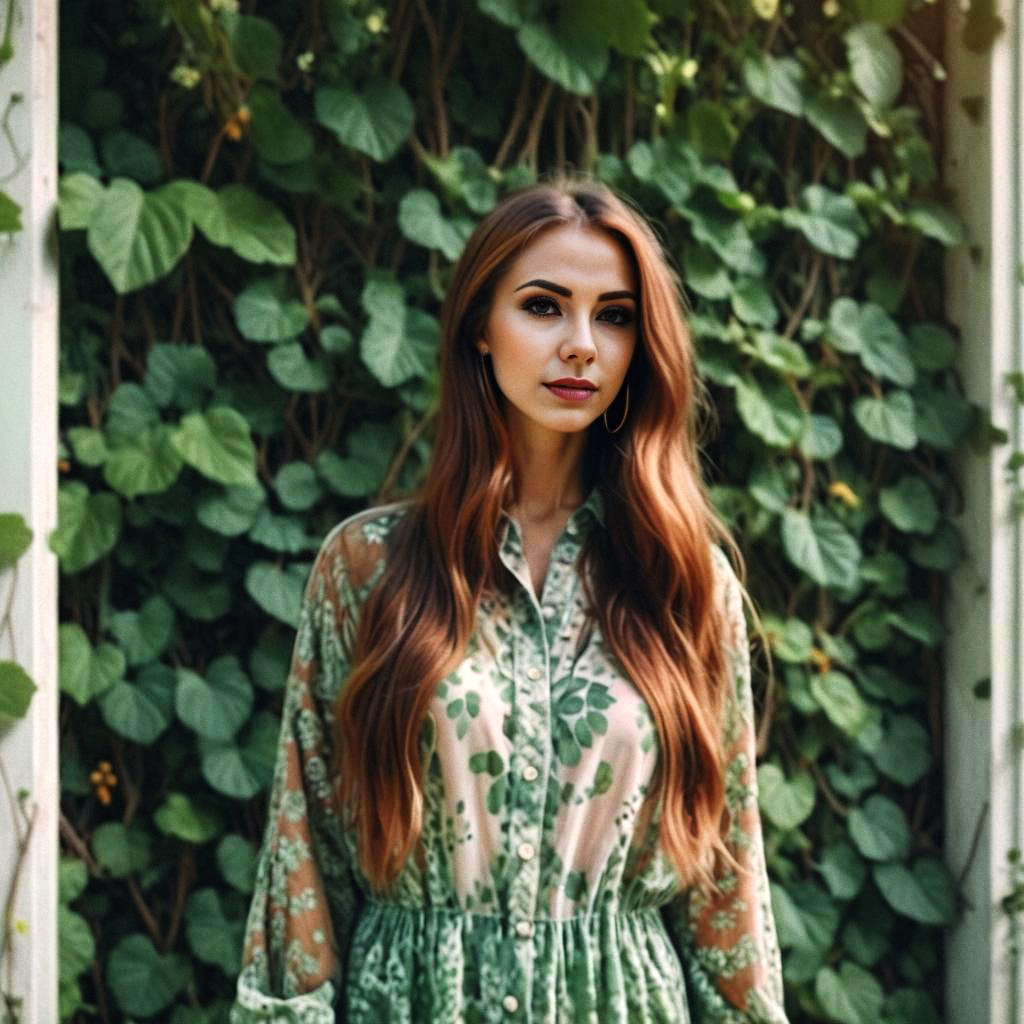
[311,499,416,599]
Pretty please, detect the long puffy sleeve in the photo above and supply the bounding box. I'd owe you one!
[230,524,365,1023]
[661,547,789,1023]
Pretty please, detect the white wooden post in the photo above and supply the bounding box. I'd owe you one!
[945,0,1024,1020]
[0,0,59,1020]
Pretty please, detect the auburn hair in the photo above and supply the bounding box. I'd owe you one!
[330,172,765,897]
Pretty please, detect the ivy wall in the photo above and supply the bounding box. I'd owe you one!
[45,0,975,1020]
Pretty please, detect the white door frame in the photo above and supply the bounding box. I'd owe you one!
[945,0,1024,1021]
[0,0,59,1020]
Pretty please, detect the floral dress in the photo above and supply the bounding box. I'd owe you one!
[229,486,789,1023]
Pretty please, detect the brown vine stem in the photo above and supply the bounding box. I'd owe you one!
[807,755,850,818]
[780,250,823,341]
[58,812,100,875]
[517,78,556,173]
[126,875,162,949]
[956,799,989,891]
[163,845,196,952]
[493,62,534,171]
[388,0,415,82]
[377,405,438,503]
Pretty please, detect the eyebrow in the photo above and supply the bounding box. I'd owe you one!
[513,279,637,302]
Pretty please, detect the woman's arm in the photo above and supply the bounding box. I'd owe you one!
[230,525,365,1023]
[661,547,789,1024]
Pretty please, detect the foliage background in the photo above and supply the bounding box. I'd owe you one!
[43,0,981,1020]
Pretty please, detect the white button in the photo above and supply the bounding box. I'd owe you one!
[527,666,542,680]
[521,764,538,782]
[502,994,519,1012]
[542,604,557,618]
[517,841,535,861]
[515,919,534,938]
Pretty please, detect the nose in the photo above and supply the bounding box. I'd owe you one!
[559,314,597,362]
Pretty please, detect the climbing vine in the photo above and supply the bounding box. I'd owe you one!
[50,0,983,1020]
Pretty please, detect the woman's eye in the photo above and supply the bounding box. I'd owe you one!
[523,296,559,316]
[601,306,633,326]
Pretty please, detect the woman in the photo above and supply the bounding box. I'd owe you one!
[230,175,789,1023]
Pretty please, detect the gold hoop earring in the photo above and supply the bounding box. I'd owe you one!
[603,384,630,433]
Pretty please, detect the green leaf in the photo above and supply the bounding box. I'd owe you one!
[154,791,224,843]
[66,427,110,467]
[731,278,778,328]
[50,482,122,574]
[58,172,104,230]
[800,414,844,460]
[805,94,868,158]
[879,475,939,533]
[274,462,323,511]
[848,793,911,861]
[905,201,966,246]
[93,822,154,878]
[199,709,279,798]
[143,344,217,410]
[316,419,397,497]
[883,988,941,1024]
[315,76,415,161]
[246,561,307,627]
[819,841,868,900]
[845,22,903,109]
[743,53,805,115]
[99,664,175,743]
[185,887,245,975]
[734,376,806,447]
[789,184,865,259]
[86,178,193,293]
[197,483,266,536]
[221,12,282,80]
[0,661,36,720]
[359,276,432,387]
[175,657,254,740]
[59,907,95,989]
[559,0,654,57]
[234,275,309,343]
[815,961,884,1024]
[104,425,184,498]
[771,879,839,952]
[871,714,932,785]
[163,561,232,621]
[216,834,258,894]
[810,671,870,735]
[872,857,956,923]
[0,512,32,570]
[59,623,125,705]
[852,390,917,449]
[181,182,296,265]
[248,83,313,165]
[267,342,330,392]
[100,128,163,184]
[397,188,466,261]
[171,408,258,486]
[106,382,160,443]
[0,188,21,232]
[516,17,608,95]
[828,299,915,386]
[780,507,861,588]
[758,763,816,829]
[907,323,956,371]
[59,121,101,176]
[106,933,191,1016]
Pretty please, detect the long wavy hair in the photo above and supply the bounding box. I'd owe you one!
[331,173,765,897]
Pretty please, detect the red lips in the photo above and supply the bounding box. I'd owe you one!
[546,377,596,389]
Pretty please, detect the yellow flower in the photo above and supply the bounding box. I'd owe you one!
[752,0,779,18]
[810,647,831,673]
[823,0,840,16]
[829,481,860,507]
[681,59,699,80]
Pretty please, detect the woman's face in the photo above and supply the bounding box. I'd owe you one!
[477,223,639,442]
